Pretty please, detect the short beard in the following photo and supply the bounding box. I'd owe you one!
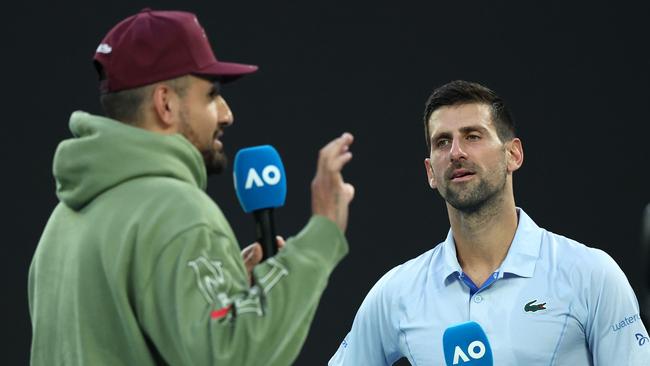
[201,148,228,176]
[178,109,227,176]
[437,159,507,215]
[443,176,505,214]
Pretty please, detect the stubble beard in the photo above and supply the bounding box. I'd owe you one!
[178,108,228,176]
[438,161,508,215]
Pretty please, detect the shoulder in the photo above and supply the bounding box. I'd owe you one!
[537,229,631,298]
[350,245,440,334]
[129,175,210,202]
[110,176,234,244]
[119,176,222,219]
[366,245,440,303]
[539,229,620,274]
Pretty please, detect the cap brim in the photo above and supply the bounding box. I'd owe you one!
[196,61,258,83]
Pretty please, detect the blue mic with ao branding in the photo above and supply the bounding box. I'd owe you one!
[442,321,493,366]
[234,145,287,260]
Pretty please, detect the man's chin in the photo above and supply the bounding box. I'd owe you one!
[204,151,228,176]
[442,189,486,214]
[444,187,503,215]
[206,164,224,175]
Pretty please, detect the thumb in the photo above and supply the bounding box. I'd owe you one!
[242,243,263,272]
[343,182,355,201]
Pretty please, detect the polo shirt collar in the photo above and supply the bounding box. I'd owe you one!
[438,208,543,285]
[499,208,543,278]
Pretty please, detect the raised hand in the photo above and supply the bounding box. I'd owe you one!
[311,133,355,232]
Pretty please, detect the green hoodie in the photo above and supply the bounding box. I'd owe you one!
[28,112,349,366]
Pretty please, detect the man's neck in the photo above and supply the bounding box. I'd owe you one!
[447,192,519,286]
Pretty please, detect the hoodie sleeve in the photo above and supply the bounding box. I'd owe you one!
[136,215,348,366]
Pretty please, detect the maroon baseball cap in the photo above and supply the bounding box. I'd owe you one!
[93,8,258,93]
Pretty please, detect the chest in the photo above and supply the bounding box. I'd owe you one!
[397,277,592,365]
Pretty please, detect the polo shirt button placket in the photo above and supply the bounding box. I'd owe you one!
[474,294,483,303]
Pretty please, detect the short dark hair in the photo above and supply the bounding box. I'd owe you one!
[97,60,190,124]
[99,86,153,125]
[423,80,516,151]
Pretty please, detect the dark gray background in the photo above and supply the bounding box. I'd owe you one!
[5,0,649,364]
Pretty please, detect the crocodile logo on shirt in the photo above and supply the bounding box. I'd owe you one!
[524,300,547,312]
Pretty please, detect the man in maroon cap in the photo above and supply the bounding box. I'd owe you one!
[28,9,355,366]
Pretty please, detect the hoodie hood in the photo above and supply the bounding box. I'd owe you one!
[54,111,207,210]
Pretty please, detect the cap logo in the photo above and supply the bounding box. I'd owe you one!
[96,43,112,54]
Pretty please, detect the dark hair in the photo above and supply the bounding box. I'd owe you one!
[423,80,516,151]
[99,86,153,125]
[96,61,189,124]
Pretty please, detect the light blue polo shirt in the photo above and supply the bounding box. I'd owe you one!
[329,209,650,365]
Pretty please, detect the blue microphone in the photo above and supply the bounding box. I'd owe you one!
[442,321,493,366]
[234,145,287,260]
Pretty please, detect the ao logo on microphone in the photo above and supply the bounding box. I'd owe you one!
[244,165,282,189]
[452,341,487,364]
[233,145,287,213]
[442,321,493,366]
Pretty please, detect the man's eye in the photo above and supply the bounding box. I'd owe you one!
[209,81,222,99]
[467,134,481,141]
[436,139,450,148]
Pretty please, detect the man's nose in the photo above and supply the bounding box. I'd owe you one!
[449,138,468,161]
[217,96,234,126]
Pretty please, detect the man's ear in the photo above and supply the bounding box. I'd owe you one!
[506,138,524,173]
[151,84,181,130]
[424,158,437,189]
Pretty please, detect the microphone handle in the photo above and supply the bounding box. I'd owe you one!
[253,208,278,260]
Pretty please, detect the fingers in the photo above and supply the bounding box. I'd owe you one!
[243,236,285,275]
[318,133,354,173]
[242,243,263,272]
[242,236,288,286]
[321,132,354,155]
[330,151,353,172]
[343,182,355,201]
[311,133,355,232]
[276,235,286,250]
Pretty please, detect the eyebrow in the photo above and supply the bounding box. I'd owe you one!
[430,125,489,143]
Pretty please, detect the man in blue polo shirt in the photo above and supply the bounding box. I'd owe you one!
[329,80,649,365]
